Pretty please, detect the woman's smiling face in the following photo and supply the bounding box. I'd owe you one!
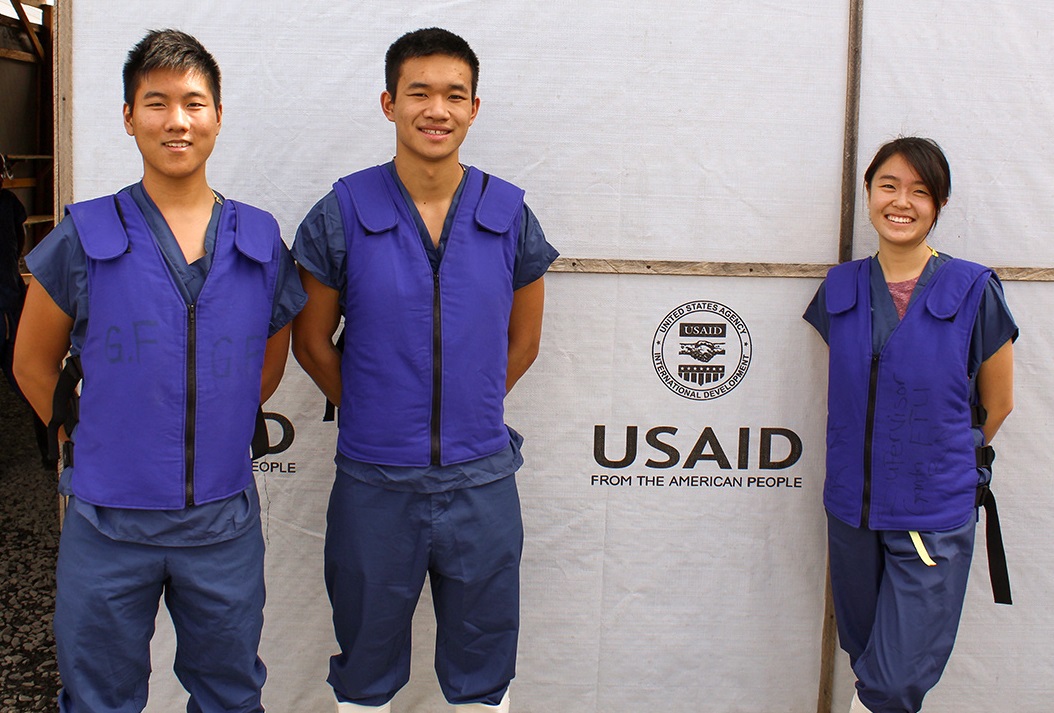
[866,152,940,250]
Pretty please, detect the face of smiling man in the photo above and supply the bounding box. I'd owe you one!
[123,68,222,187]
[381,54,480,168]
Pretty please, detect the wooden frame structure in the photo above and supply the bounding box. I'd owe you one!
[1,0,56,247]
[32,2,1053,712]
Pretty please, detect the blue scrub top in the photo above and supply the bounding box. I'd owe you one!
[26,182,307,545]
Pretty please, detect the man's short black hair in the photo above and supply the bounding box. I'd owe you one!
[123,29,221,109]
[385,27,479,99]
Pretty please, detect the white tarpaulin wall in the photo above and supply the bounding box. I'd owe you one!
[64,2,1054,711]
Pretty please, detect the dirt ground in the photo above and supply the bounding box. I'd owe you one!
[0,380,60,711]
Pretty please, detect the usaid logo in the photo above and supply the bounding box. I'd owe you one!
[652,301,752,401]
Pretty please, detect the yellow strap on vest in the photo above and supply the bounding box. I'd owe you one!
[909,530,938,567]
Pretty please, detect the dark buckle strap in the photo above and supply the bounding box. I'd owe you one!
[971,403,988,427]
[48,355,82,461]
[976,445,995,469]
[976,484,1012,605]
[61,440,74,469]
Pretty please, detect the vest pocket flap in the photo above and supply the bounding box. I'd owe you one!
[925,262,987,319]
[475,173,524,234]
[824,261,861,314]
[231,201,277,264]
[339,169,398,234]
[68,196,128,260]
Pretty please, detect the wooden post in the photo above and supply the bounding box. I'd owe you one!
[53,0,73,216]
[837,0,865,266]
[820,2,866,712]
[816,559,839,713]
[49,0,74,528]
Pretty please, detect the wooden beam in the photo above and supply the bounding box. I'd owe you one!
[3,177,37,189]
[0,46,37,63]
[8,0,46,61]
[548,257,1054,282]
[993,267,1054,281]
[548,257,831,278]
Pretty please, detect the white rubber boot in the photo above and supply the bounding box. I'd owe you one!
[336,701,392,712]
[849,691,869,713]
[453,690,510,712]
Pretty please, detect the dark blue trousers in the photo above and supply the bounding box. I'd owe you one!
[325,474,523,707]
[55,507,266,713]
[827,511,975,713]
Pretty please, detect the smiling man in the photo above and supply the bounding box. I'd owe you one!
[13,29,305,712]
[292,27,558,713]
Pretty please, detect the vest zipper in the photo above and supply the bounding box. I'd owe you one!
[861,354,880,527]
[185,304,197,507]
[430,271,443,465]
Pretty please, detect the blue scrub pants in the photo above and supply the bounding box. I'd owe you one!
[324,473,523,707]
[54,507,267,713]
[827,512,975,713]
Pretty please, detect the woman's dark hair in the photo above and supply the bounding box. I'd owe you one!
[864,137,951,223]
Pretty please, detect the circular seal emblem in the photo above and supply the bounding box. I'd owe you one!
[652,300,752,400]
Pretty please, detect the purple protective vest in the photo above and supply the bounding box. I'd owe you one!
[66,192,279,509]
[824,257,991,531]
[333,165,523,467]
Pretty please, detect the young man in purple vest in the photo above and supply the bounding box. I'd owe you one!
[292,27,557,713]
[14,30,305,712]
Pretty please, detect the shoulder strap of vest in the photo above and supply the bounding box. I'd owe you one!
[229,200,278,264]
[924,258,991,319]
[824,259,865,315]
[475,170,525,234]
[66,195,128,260]
[335,166,399,234]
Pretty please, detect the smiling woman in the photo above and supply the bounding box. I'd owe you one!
[803,136,1017,713]
[862,138,951,278]
[865,153,939,258]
